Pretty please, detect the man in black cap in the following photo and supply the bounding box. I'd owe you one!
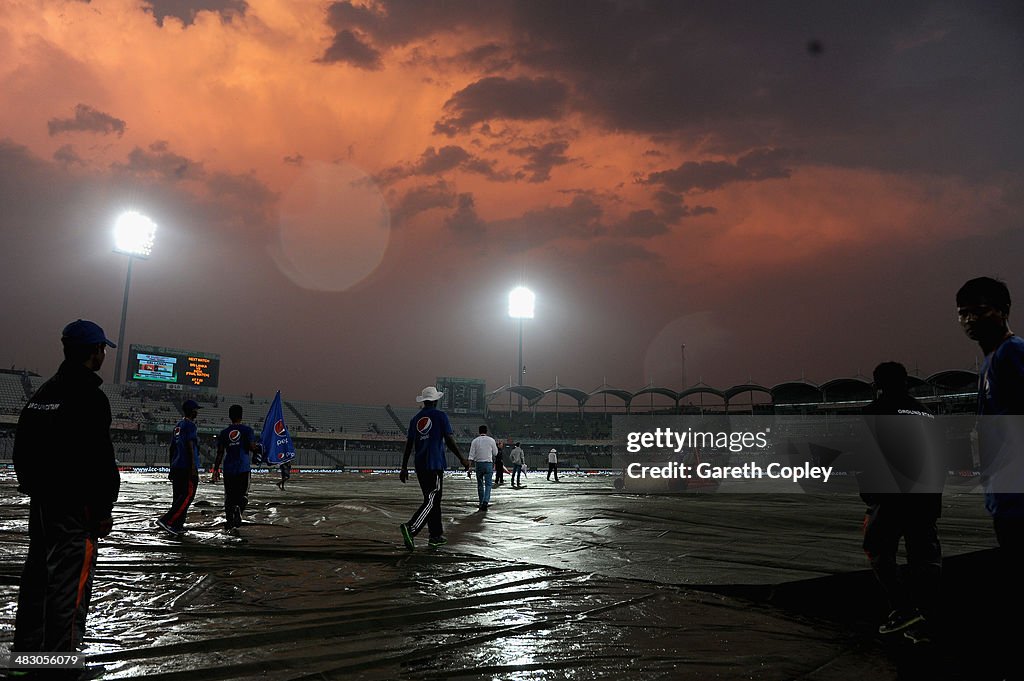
[156,399,202,535]
[12,319,121,659]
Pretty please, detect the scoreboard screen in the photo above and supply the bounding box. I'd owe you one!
[127,344,220,389]
[436,377,485,415]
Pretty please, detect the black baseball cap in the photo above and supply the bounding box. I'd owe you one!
[61,319,116,347]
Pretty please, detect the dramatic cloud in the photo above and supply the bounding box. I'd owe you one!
[390,180,457,227]
[376,145,511,185]
[647,148,795,194]
[113,141,205,182]
[489,195,604,251]
[445,192,486,238]
[47,104,126,138]
[143,0,247,27]
[52,144,84,166]
[434,76,569,136]
[1,0,1022,404]
[319,29,383,69]
[509,140,571,183]
[612,210,670,239]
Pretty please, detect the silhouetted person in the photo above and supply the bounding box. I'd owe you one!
[12,320,120,657]
[547,448,559,482]
[957,277,1024,555]
[399,387,470,549]
[861,361,942,643]
[213,404,256,529]
[157,399,202,535]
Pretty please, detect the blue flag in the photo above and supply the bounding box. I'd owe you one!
[260,391,296,466]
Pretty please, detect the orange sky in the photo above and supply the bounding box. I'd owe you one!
[1,0,1021,402]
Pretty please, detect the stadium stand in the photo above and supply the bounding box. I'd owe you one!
[0,367,980,471]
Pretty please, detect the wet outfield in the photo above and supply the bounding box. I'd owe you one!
[0,469,1009,680]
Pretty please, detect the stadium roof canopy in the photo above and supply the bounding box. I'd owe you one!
[589,386,632,404]
[770,381,824,404]
[820,378,874,402]
[722,383,771,401]
[480,370,978,408]
[679,385,726,400]
[633,385,679,402]
[925,370,978,392]
[542,387,589,405]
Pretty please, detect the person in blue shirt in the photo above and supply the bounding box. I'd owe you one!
[212,404,255,529]
[157,399,202,535]
[957,277,1024,550]
[398,386,470,550]
[957,277,1024,676]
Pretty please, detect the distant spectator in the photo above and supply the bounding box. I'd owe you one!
[547,448,560,482]
[469,425,498,511]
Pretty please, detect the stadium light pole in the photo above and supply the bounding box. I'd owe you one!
[508,286,535,413]
[112,211,157,385]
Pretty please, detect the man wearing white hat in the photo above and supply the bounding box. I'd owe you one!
[547,448,560,482]
[399,386,470,549]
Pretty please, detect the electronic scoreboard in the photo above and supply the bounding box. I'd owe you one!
[127,344,220,390]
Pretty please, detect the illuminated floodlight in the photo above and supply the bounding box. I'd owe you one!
[508,286,535,319]
[113,211,157,257]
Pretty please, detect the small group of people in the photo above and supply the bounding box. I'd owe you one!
[859,276,1024,652]
[155,401,257,535]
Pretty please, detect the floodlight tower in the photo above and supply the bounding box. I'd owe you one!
[112,211,157,384]
[508,286,535,412]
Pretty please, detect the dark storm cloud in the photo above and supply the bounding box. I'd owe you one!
[323,0,1023,178]
[391,180,457,227]
[47,104,126,138]
[646,148,794,194]
[376,145,512,185]
[319,30,383,69]
[113,141,204,182]
[105,142,275,231]
[433,77,569,137]
[143,0,247,27]
[612,210,670,239]
[653,190,716,222]
[445,193,486,238]
[323,1,502,53]
[509,140,571,183]
[53,144,84,166]
[489,195,604,251]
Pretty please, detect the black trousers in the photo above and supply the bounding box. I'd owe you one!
[862,501,941,613]
[14,499,98,653]
[223,472,250,517]
[160,468,197,531]
[547,463,559,481]
[407,469,444,539]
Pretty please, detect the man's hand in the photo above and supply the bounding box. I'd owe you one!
[211,470,220,483]
[399,467,409,483]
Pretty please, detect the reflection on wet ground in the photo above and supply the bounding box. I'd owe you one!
[0,470,1003,679]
